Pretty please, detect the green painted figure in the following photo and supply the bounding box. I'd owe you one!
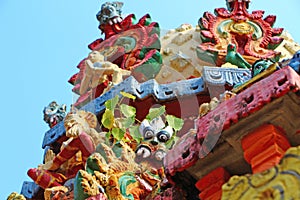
[225,44,252,69]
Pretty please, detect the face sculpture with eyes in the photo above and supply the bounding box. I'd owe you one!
[135,117,174,168]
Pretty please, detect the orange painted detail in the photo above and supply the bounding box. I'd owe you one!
[195,167,230,200]
[241,124,290,174]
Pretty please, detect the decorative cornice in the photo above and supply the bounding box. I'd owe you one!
[42,76,205,148]
[202,66,251,86]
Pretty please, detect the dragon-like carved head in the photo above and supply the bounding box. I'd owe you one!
[96,1,123,31]
[43,101,67,128]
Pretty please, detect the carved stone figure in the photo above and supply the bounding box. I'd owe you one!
[79,51,131,95]
[43,101,67,128]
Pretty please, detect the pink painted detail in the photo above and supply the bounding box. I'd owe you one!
[27,168,65,189]
[153,187,186,200]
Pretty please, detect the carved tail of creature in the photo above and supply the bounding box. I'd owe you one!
[118,173,138,200]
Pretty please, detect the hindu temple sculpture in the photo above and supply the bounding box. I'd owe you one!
[69,1,163,108]
[225,44,251,69]
[43,101,67,128]
[12,0,300,199]
[79,50,131,95]
[197,0,284,66]
[27,110,104,194]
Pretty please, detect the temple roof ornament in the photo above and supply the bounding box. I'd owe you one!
[197,0,284,66]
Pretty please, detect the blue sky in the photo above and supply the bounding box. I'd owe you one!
[0,0,299,198]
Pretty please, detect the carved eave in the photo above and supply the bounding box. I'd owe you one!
[164,66,300,177]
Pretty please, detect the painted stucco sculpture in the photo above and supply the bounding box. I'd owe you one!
[197,0,283,66]
[7,192,26,200]
[74,143,163,200]
[90,1,162,80]
[12,1,300,200]
[27,110,104,191]
[43,101,67,128]
[72,94,183,200]
[69,1,163,108]
[225,44,251,69]
[79,50,131,95]
[251,58,276,77]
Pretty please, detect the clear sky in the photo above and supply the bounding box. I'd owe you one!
[0,0,299,198]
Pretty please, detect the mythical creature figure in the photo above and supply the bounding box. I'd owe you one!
[96,1,123,36]
[69,2,163,108]
[74,142,163,200]
[43,101,67,128]
[90,2,162,81]
[252,59,275,77]
[79,51,131,95]
[135,117,174,169]
[28,110,105,192]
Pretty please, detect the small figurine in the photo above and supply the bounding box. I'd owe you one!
[219,91,236,103]
[225,44,252,69]
[43,101,67,128]
[198,97,220,117]
[79,51,131,95]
